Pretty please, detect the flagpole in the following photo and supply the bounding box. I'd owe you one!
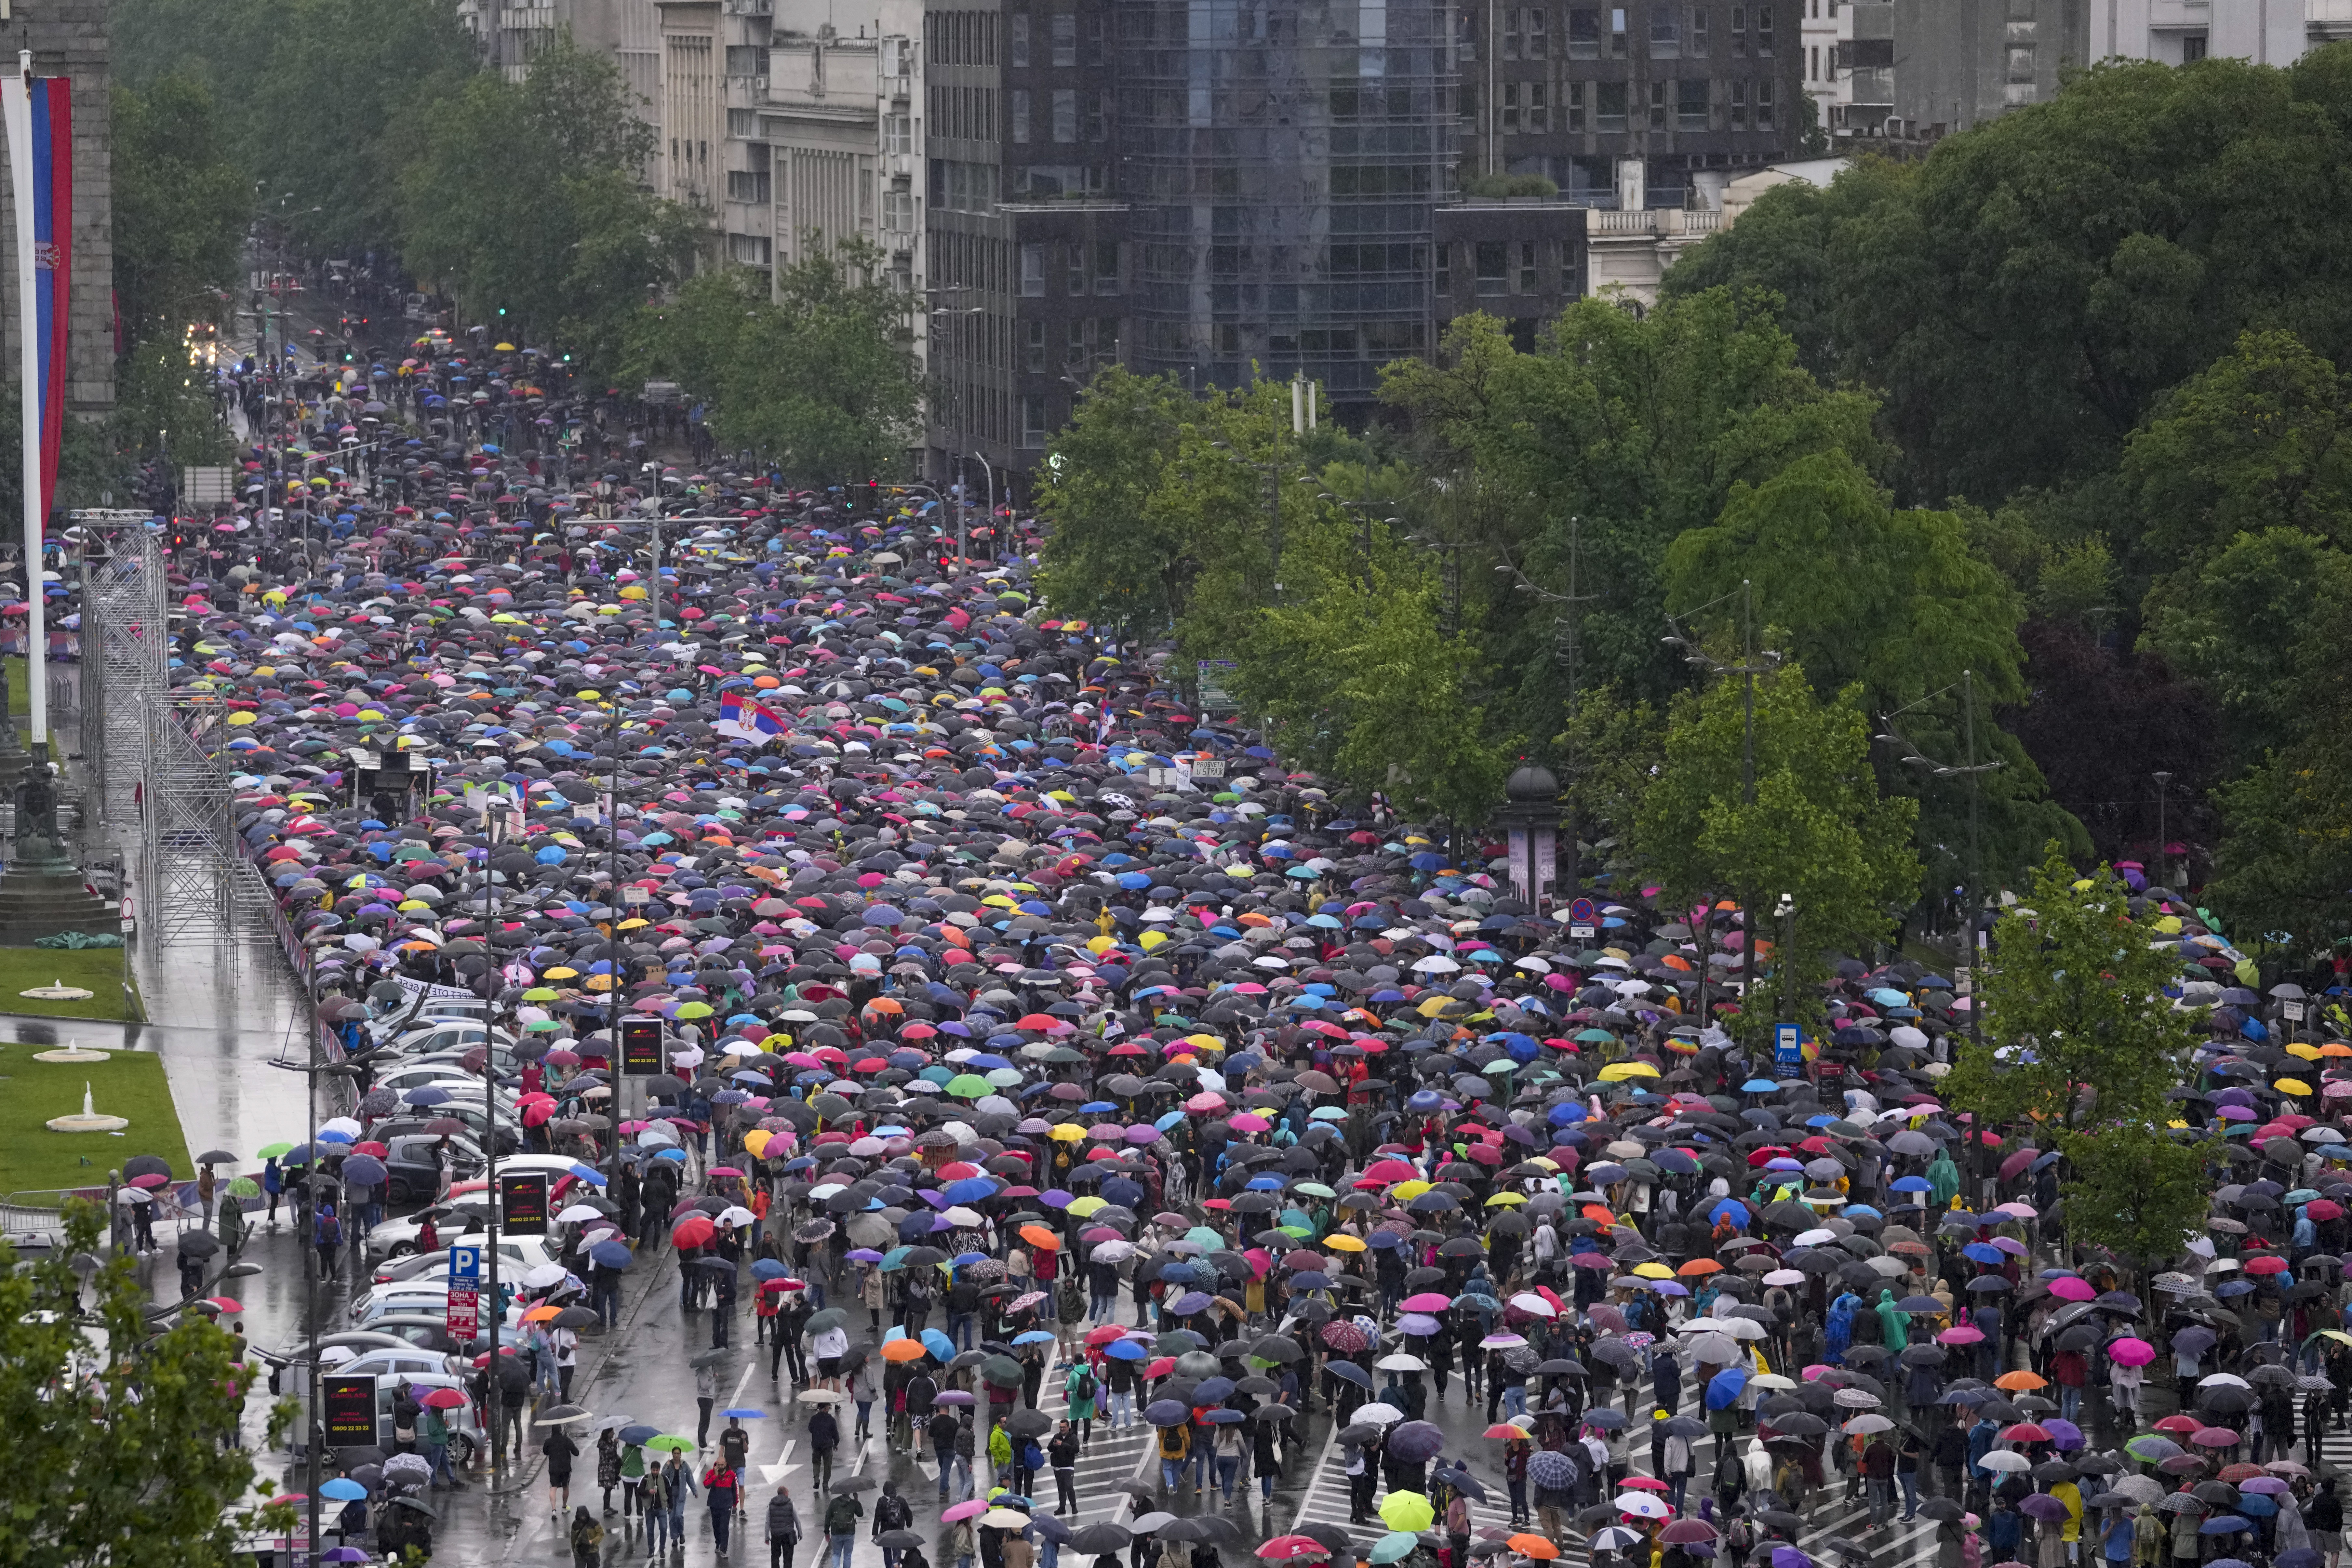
[5,52,46,746]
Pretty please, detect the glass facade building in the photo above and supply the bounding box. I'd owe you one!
[1118,0,1457,403]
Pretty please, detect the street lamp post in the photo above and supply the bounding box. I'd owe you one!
[1664,580,1781,1020]
[1775,893,1797,1025]
[2153,771,2173,889]
[1876,669,2004,1045]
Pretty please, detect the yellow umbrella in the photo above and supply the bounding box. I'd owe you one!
[1597,1061,1661,1082]
[1064,1195,1106,1218]
[1485,1192,1527,1207]
[1392,1180,1432,1201]
[2287,1043,2322,1061]
[1631,1261,1674,1280]
[1049,1124,1087,1142]
[2276,1078,2313,1095]
[1325,1234,1367,1253]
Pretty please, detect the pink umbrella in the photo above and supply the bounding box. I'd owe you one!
[1939,1325,1986,1346]
[1401,1292,1454,1312]
[2106,1337,2156,1367]
[942,1500,987,1523]
[2190,1427,2240,1447]
[2046,1276,2095,1302]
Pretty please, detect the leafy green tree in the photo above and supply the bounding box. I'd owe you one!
[1227,510,1517,826]
[1668,54,2352,503]
[2141,527,2352,772]
[1034,367,1222,638]
[2116,329,2352,586]
[2061,1124,2218,1272]
[625,247,922,485]
[1634,661,1920,1035]
[395,33,694,363]
[1944,850,2200,1133]
[112,76,250,343]
[0,1203,293,1566]
[1378,297,1885,722]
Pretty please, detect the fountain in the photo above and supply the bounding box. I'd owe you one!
[32,1038,110,1063]
[46,1082,128,1133]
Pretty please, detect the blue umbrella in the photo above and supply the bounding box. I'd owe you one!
[320,1478,368,1501]
[1962,1243,2006,1264]
[1104,1339,1147,1361]
[590,1241,635,1269]
[2202,1518,2253,1535]
[1705,1369,1750,1410]
[751,1258,788,1280]
[1012,1331,1056,1345]
[922,1329,956,1360]
[720,1408,765,1420]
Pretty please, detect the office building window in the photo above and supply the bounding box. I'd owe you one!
[1067,244,1086,293]
[1561,241,1577,291]
[1085,90,1107,139]
[1648,79,1667,128]
[883,187,914,231]
[2181,31,2207,60]
[1026,320,1046,371]
[1690,4,1708,52]
[1475,242,1507,295]
[728,233,771,266]
[1503,82,1520,130]
[1650,6,1680,56]
[1065,319,1087,363]
[1678,76,1710,127]
[1051,12,1076,64]
[884,112,912,153]
[1517,241,1537,292]
[1730,77,1747,127]
[1808,44,1817,80]
[1020,244,1045,295]
[1436,242,1451,292]
[1568,7,1600,54]
[1527,7,1548,55]
[1052,88,1077,140]
[1010,12,1030,65]
[1731,4,1745,52]
[1504,7,1521,55]
[1756,78,1774,126]
[1011,88,1031,141]
[726,170,771,202]
[728,109,757,137]
[1528,82,1548,128]
[1610,6,1629,53]
[1095,241,1120,293]
[1595,78,1629,129]
[1021,395,1047,447]
[1756,4,1773,53]
[1565,80,1585,128]
[1087,13,1107,63]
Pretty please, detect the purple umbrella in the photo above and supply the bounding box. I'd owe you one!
[1386,1420,1445,1463]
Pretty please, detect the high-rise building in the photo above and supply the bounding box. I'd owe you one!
[1119,0,1456,409]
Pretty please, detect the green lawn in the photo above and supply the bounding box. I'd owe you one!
[0,1045,191,1196]
[0,947,141,1020]
[3,654,24,714]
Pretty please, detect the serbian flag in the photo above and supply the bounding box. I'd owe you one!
[3,68,70,524]
[717,691,788,736]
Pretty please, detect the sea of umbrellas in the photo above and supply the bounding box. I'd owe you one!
[79,405,2352,1567]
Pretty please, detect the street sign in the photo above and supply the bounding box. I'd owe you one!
[499,1172,548,1237]
[446,1243,482,1342]
[2284,1000,2307,1022]
[1567,897,1597,938]
[321,1373,379,1444]
[619,1016,665,1077]
[1773,1022,1803,1079]
[1569,924,1597,940]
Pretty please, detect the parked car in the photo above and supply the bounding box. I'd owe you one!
[380,1131,484,1205]
[370,1108,519,1160]
[368,1233,556,1287]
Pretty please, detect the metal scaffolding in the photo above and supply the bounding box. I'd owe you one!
[76,511,166,827]
[74,511,255,952]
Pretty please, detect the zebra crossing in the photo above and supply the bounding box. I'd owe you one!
[1282,1400,1958,1568]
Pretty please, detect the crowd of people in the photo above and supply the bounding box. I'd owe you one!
[103,332,2352,1568]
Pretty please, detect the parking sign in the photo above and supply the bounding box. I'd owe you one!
[447,1243,482,1341]
[1773,1023,1803,1079]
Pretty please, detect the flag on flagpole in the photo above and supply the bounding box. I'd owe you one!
[2,66,69,525]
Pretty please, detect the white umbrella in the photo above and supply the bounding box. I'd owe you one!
[522,1262,568,1289]
[556,1203,606,1223]
[1614,1493,1671,1520]
[1375,1353,1426,1372]
[1352,1402,1405,1424]
[716,1206,756,1228]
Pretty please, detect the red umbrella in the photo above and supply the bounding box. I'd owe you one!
[1320,1320,1370,1353]
[673,1216,716,1248]
[2191,1427,2241,1447]
[2242,1255,2289,1276]
[1256,1539,1332,1561]
[419,1387,468,1408]
[2152,1414,2203,1435]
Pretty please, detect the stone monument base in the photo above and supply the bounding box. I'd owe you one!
[0,869,115,946]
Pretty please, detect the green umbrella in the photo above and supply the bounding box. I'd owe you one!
[979,1355,1024,1388]
[1294,1182,1337,1198]
[646,1435,696,1453]
[256,1142,294,1159]
[1379,1491,1435,1533]
[1371,1534,1421,1564]
[945,1074,989,1098]
[226,1176,261,1197]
